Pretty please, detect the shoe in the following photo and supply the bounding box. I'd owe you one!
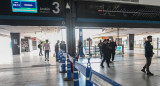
[108,66,110,68]
[147,72,154,76]
[101,65,104,68]
[141,69,146,73]
[110,61,112,63]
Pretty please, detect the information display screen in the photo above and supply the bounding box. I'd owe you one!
[116,46,123,54]
[11,0,37,13]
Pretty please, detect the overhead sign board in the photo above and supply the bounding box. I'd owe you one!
[78,0,160,6]
[0,0,65,25]
[76,1,160,21]
[0,0,65,17]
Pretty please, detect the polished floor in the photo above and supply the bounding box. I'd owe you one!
[0,49,160,86]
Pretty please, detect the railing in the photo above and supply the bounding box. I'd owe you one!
[58,51,122,86]
[78,45,124,57]
[77,46,100,57]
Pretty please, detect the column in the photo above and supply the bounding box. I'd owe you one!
[127,34,134,50]
[66,2,76,56]
[10,33,20,55]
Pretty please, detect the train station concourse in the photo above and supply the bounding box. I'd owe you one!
[1,0,160,86]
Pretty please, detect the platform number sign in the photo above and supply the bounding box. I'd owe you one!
[38,0,64,15]
[52,2,60,14]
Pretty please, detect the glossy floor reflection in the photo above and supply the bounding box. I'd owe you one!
[79,49,160,86]
[0,49,160,86]
[0,50,74,86]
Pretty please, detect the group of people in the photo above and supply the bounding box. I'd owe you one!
[38,40,66,62]
[98,38,117,68]
[38,40,51,61]
[98,36,154,76]
[38,36,154,76]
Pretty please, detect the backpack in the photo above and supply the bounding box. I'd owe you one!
[38,44,40,48]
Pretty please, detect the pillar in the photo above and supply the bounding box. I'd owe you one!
[10,33,20,55]
[66,1,76,56]
[127,34,134,50]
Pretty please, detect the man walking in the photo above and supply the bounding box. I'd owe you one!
[38,42,43,56]
[110,38,117,62]
[100,39,111,68]
[98,40,103,59]
[43,40,50,61]
[141,36,154,76]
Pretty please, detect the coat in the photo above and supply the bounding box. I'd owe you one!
[144,41,153,57]
[102,43,111,58]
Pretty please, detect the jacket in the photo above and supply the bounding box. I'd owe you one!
[144,41,153,57]
[102,43,111,58]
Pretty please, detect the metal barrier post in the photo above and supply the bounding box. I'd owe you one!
[73,58,79,86]
[64,53,73,81]
[59,55,67,73]
[86,58,93,86]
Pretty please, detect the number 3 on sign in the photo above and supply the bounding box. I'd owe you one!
[52,2,60,14]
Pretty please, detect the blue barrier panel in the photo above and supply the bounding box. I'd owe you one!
[75,62,87,76]
[64,53,73,81]
[74,58,93,86]
[89,70,122,86]
[73,58,79,86]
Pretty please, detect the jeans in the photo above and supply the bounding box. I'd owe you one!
[143,57,152,73]
[39,48,42,56]
[45,50,49,59]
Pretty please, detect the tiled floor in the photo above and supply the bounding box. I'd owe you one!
[0,49,160,86]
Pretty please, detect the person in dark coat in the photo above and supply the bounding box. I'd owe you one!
[77,40,85,58]
[98,40,103,59]
[141,36,154,76]
[110,38,117,62]
[55,40,59,61]
[100,39,111,68]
